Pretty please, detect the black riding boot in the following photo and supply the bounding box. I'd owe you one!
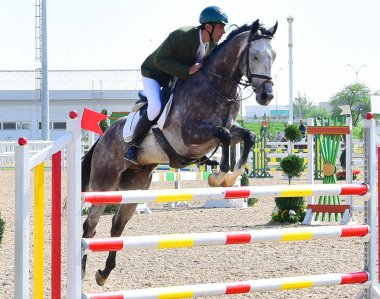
[124,112,153,164]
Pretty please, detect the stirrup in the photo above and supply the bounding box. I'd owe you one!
[123,145,139,164]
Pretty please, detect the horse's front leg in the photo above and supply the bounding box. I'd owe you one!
[222,124,256,187]
[95,165,155,286]
[207,127,232,187]
[82,204,106,279]
[95,203,138,286]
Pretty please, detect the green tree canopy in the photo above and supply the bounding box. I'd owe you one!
[99,108,109,133]
[305,106,330,119]
[330,83,371,126]
[293,94,314,119]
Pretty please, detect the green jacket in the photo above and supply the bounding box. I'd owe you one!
[141,26,214,86]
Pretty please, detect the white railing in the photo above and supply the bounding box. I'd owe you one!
[0,139,93,167]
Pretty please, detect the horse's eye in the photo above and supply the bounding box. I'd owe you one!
[254,56,259,60]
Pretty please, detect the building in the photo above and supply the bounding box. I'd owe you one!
[0,69,143,140]
[245,104,289,119]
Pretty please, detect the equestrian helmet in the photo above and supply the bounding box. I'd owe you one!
[199,6,228,25]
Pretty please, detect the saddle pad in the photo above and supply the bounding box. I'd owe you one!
[123,95,173,143]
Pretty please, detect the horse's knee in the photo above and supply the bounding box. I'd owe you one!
[82,219,97,238]
[244,130,256,145]
[215,127,231,144]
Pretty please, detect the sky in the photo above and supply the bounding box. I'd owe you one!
[1,0,379,107]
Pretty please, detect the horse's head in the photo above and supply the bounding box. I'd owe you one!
[244,20,277,106]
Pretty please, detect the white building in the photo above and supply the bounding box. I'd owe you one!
[0,69,142,140]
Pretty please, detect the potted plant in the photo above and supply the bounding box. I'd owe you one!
[271,125,306,223]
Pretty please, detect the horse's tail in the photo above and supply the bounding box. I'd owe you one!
[81,139,99,192]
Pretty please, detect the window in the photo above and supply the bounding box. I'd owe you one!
[3,122,16,130]
[38,121,66,130]
[17,122,31,130]
[38,122,53,130]
[52,122,66,130]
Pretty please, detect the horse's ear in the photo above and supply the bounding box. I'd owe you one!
[268,21,278,36]
[250,19,260,37]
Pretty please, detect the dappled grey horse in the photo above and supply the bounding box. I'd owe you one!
[81,19,277,285]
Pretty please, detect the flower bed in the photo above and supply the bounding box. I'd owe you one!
[336,170,360,180]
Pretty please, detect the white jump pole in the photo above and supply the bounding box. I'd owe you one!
[66,114,82,299]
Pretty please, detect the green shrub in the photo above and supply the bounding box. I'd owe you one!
[247,198,258,206]
[99,108,109,133]
[104,204,118,214]
[240,172,249,186]
[272,197,306,223]
[284,124,303,142]
[280,155,305,185]
[0,213,5,244]
[82,204,118,215]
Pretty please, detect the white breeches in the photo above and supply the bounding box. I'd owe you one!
[142,76,162,121]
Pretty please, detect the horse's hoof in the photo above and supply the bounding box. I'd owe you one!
[95,269,107,286]
[208,174,218,187]
[220,179,230,187]
[221,175,236,187]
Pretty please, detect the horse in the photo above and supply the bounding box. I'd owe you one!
[81,19,277,285]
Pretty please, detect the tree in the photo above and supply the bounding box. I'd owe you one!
[330,83,372,126]
[99,108,109,133]
[293,94,314,119]
[305,106,330,119]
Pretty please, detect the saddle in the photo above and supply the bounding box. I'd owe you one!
[123,84,218,168]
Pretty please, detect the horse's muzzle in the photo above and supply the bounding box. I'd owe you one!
[256,82,274,105]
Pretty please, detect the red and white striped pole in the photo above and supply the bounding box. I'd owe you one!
[82,184,368,206]
[82,225,369,253]
[82,271,368,299]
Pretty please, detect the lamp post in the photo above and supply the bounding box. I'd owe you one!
[274,68,282,120]
[347,64,366,82]
[287,15,294,124]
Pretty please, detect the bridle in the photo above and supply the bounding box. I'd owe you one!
[202,31,274,102]
[240,34,274,92]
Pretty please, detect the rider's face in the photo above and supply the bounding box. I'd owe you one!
[212,23,226,43]
[204,23,226,43]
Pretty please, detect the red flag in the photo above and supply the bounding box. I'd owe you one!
[81,108,108,136]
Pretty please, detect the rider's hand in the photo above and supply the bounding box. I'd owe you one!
[189,63,202,75]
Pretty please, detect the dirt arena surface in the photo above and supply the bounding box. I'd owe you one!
[0,169,369,298]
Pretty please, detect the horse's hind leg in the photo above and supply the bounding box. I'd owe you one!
[95,165,155,286]
[223,125,256,186]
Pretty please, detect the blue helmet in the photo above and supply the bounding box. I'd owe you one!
[199,6,228,25]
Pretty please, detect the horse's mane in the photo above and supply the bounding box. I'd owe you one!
[204,22,269,64]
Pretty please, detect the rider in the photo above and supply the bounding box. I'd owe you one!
[124,6,228,164]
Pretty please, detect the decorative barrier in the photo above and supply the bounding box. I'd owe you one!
[304,117,354,224]
[152,171,210,182]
